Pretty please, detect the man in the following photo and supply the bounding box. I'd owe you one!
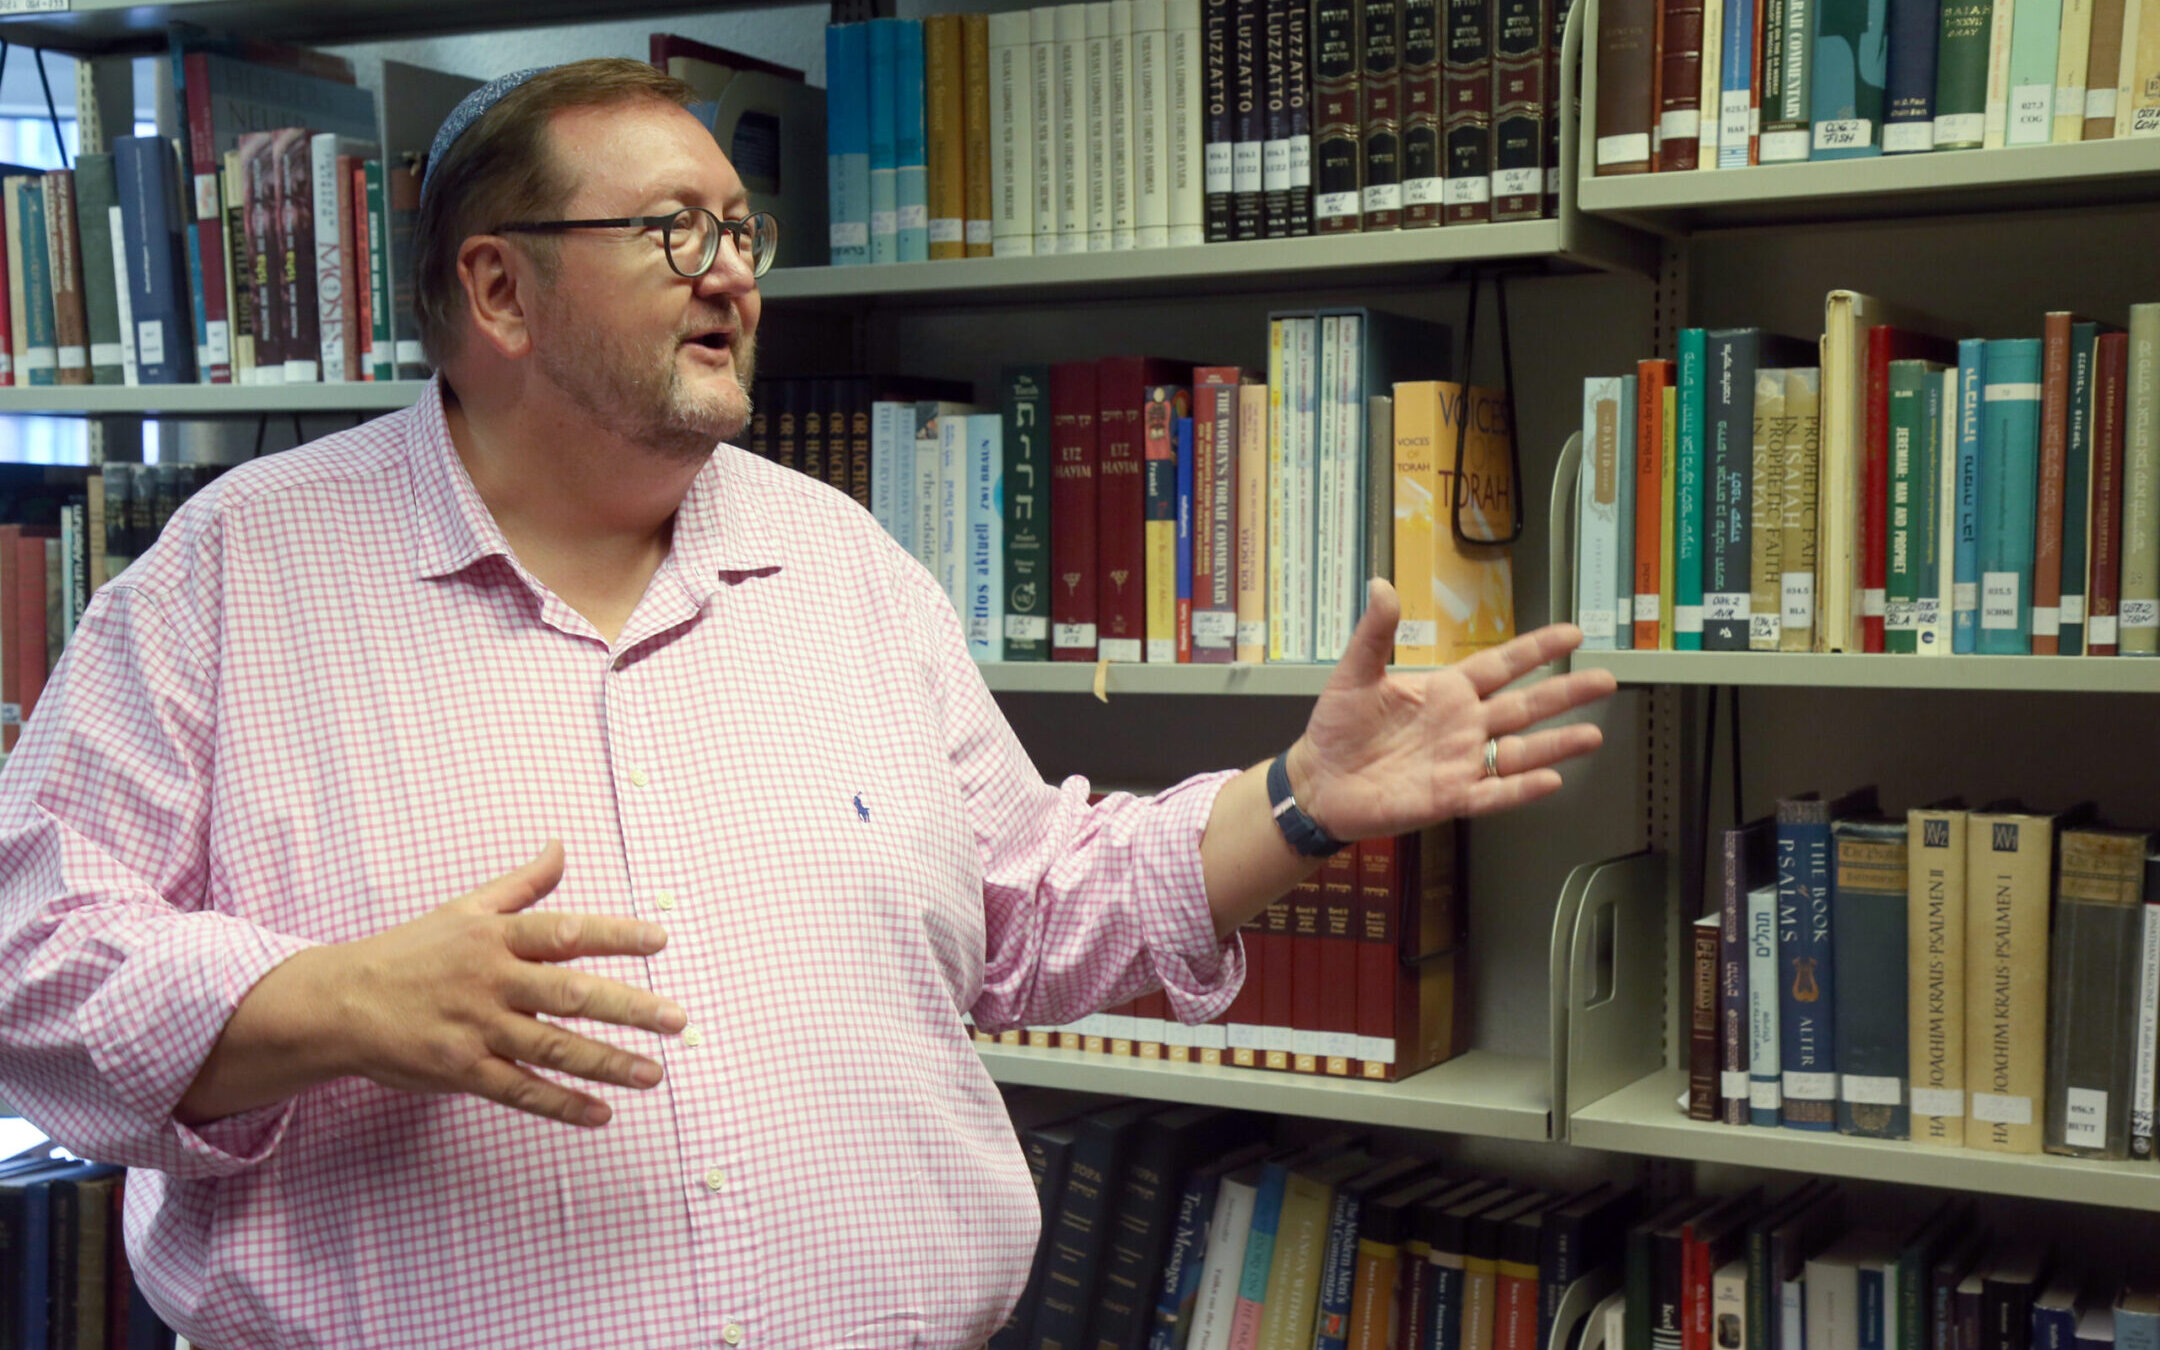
[0,60,1614,1348]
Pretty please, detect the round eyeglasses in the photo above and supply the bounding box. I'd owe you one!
[494,208,780,279]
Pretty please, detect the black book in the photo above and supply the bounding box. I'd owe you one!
[1359,0,1405,231]
[1262,0,1292,236]
[1539,1183,1642,1350]
[1283,0,1313,233]
[1203,0,1235,241]
[1981,1240,2053,1350]
[1703,329,1817,649]
[1230,0,1268,239]
[1624,1196,1707,1350]
[1029,1100,1162,1350]
[990,1094,1111,1350]
[1087,1107,1266,1350]
[1311,0,1363,233]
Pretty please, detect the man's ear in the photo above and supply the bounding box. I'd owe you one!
[457,235,533,360]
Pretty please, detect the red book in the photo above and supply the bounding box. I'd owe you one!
[1319,848,1360,1076]
[0,191,13,385]
[181,52,233,384]
[351,164,374,380]
[1049,360,1100,661]
[15,532,46,727]
[1355,839,1396,1079]
[1135,988,1169,1059]
[1225,906,1268,1067]
[1096,357,1189,663]
[1289,874,1325,1073]
[1863,326,1958,650]
[2032,311,2078,654]
[2089,332,2131,656]
[1260,896,1295,1070]
[1635,358,1675,648]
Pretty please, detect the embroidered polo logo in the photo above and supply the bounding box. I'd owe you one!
[854,794,870,822]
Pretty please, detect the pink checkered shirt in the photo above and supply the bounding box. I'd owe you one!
[0,378,1243,1350]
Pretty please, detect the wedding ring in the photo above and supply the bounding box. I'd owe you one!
[1483,738,1500,779]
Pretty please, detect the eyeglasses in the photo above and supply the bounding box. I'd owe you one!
[493,208,779,279]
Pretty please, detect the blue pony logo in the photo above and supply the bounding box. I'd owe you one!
[853,794,869,822]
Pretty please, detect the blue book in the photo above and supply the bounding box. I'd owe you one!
[1859,1263,1886,1350]
[1829,816,1910,1139]
[2119,1288,2160,1350]
[1235,1160,1293,1321]
[866,17,901,264]
[1146,1145,1274,1350]
[1951,339,1986,652]
[1977,338,2044,654]
[1176,414,1195,654]
[1882,0,1943,150]
[1777,786,1877,1130]
[113,136,199,385]
[1811,0,1891,157]
[1676,329,1709,649]
[1718,0,1762,165]
[894,18,930,262]
[825,23,873,266]
[1312,1189,1363,1350]
[2060,321,2105,654]
[1615,374,1638,650]
[13,177,56,386]
[0,1157,87,1350]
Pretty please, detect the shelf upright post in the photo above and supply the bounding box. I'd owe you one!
[78,54,143,467]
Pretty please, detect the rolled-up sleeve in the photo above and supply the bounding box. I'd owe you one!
[903,551,1247,1032]
[0,577,312,1175]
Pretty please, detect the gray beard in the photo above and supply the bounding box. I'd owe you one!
[536,326,756,464]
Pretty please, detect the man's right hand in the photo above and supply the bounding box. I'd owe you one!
[176,840,686,1129]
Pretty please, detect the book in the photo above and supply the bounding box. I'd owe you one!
[1721,818,1775,1127]
[1093,1107,1267,1350]
[1003,364,1054,661]
[1676,329,1709,648]
[1232,0,1267,241]
[1596,0,1660,172]
[1831,814,1911,1139]
[2120,304,2160,654]
[1885,0,1946,147]
[1780,367,1823,651]
[1977,338,2046,654]
[827,23,874,265]
[1636,359,1674,650]
[1886,358,1950,652]
[1707,330,1816,650]
[1312,1156,1434,1350]
[2058,320,2106,653]
[1778,786,1879,1130]
[1254,1150,1377,1349]
[1690,912,1722,1120]
[2090,331,2131,655]
[2043,827,2151,1159]
[112,137,198,386]
[1393,379,1518,665]
[1033,1099,1164,1348]
[40,172,89,387]
[1749,366,1791,652]
[1149,1141,1276,1350]
[1908,803,1969,1146]
[1811,0,1892,155]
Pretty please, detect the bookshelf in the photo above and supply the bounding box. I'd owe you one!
[0,382,429,417]
[0,0,763,54]
[1571,650,2160,694]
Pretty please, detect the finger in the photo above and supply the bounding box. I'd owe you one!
[465,1054,617,1129]
[503,911,669,963]
[1451,623,1589,698]
[462,840,567,917]
[502,964,688,1036]
[1326,578,1400,692]
[487,1014,667,1094]
[1488,725,1606,779]
[1479,668,1620,737]
[1460,766,1568,815]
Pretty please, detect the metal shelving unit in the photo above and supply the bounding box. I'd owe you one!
[0,382,429,418]
[976,1042,1553,1140]
[1569,650,2160,694]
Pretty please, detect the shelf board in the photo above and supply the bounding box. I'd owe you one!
[0,382,429,418]
[978,661,1341,696]
[1571,1071,2160,1212]
[1576,137,2160,233]
[1571,649,2160,693]
[0,0,755,52]
[979,1042,1553,1140]
[762,216,1658,309]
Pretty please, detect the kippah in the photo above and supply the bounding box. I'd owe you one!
[421,66,550,200]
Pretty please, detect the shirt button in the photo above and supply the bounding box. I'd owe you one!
[656,890,677,911]
[629,768,650,788]
[704,1166,727,1192]
[684,1026,705,1048]
[723,1324,744,1346]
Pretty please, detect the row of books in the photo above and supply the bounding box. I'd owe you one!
[0,1146,180,1349]
[1574,295,2160,656]
[992,1091,1639,1350]
[1593,0,2160,173]
[748,312,1514,668]
[823,0,1575,266]
[0,462,220,752]
[1604,1185,2160,1350]
[1690,792,2160,1162]
[975,822,1468,1083]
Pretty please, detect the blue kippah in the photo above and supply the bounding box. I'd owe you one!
[421,66,550,200]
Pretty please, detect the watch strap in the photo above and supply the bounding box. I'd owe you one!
[1266,751,1348,858]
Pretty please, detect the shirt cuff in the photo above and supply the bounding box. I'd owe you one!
[1132,769,1246,1024]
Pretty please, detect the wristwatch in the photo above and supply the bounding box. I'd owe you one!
[1266,751,1348,858]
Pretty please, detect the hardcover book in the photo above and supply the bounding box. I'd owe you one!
[1908,802,1969,1146]
[1830,814,1911,1139]
[2042,827,2151,1159]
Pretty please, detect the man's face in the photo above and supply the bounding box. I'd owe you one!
[522,99,763,461]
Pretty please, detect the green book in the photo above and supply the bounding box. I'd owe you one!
[14,176,57,387]
[2059,320,2105,655]
[1762,0,1818,159]
[1886,359,1948,652]
[1809,0,1891,157]
[71,153,125,386]
[363,158,394,383]
[1000,364,1052,660]
[1677,328,1708,650]
[2119,305,2160,655]
[1931,0,1994,146]
[2003,0,2064,143]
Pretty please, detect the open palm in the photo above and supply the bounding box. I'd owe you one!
[1286,578,1619,842]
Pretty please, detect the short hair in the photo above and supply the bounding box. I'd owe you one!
[409,58,699,368]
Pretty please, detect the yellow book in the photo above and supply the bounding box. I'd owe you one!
[1237,381,1270,662]
[1391,381,1517,664]
[1965,802,2090,1152]
[1145,384,1189,661]
[1257,1156,1369,1350]
[1748,368,1788,651]
[1908,804,1969,1147]
[925,13,968,259]
[1780,367,1822,651]
[963,13,994,255]
[1659,384,1677,648]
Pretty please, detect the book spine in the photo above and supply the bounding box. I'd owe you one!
[1719,832,1752,1126]
[2043,829,2146,1159]
[1491,0,1549,219]
[1748,879,1784,1125]
[1951,340,1986,650]
[1965,811,2054,1154]
[1677,330,1708,648]
[1263,0,1293,235]
[1364,0,1406,229]
[1933,0,1993,144]
[1145,386,1183,662]
[1357,838,1401,1077]
[1195,370,1241,663]
[1982,0,2018,144]
[1087,1,1115,251]
[1595,0,1660,171]
[1178,413,1196,662]
[1781,368,1823,650]
[1003,365,1053,660]
[1884,0,1944,147]
[2090,331,2130,654]
[1778,803,1837,1130]
[15,179,56,387]
[1442,0,1495,222]
[2122,304,2160,653]
[1976,338,2044,654]
[988,13,1036,257]
[1637,360,1672,649]
[2052,0,2095,140]
[1885,362,1927,653]
[1135,0,1171,248]
[870,19,902,262]
[1169,0,1207,243]
[2059,322,2099,653]
[2030,312,2076,652]
[1313,0,1363,231]
[1576,377,1623,650]
[927,14,968,259]
[42,174,89,387]
[1761,0,1816,159]
[1401,0,1444,225]
[1098,357,1153,662]
[2130,899,2160,1159]
[1657,0,1709,168]
[1287,0,1314,232]
[1718,0,1762,164]
[1810,0,1890,154]
[1832,824,1912,1139]
[1550,0,1584,200]
[1704,330,1757,650]
[1749,368,1790,651]
[1237,382,1269,662]
[1690,915,1721,1120]
[2005,0,2067,142]
[1232,0,1267,239]
[310,136,349,382]
[967,414,1005,661]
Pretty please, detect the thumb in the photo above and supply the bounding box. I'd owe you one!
[469,839,566,915]
[1328,578,1400,691]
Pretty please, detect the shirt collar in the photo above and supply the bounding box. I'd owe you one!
[406,375,784,587]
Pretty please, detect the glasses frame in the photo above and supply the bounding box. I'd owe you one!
[492,208,779,279]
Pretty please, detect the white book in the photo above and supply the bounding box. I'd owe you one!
[1276,315,1318,662]
[2133,901,2160,1157]
[1056,3,1092,252]
[1780,1281,1804,1350]
[1085,1,1115,250]
[1031,6,1062,254]
[869,400,904,547]
[2007,0,2066,142]
[1984,0,2020,145]
[107,205,137,388]
[308,133,377,384]
[1167,0,1206,244]
[966,413,1005,660]
[2122,0,2160,132]
[1265,319,1291,662]
[1187,1167,1263,1350]
[1109,0,1137,249]
[1134,0,1171,247]
[912,402,947,575]
[1315,316,1343,661]
[1713,1260,1749,1350]
[2056,0,2098,139]
[1747,882,1782,1121]
[1318,315,1367,661]
[989,9,1037,256]
[938,406,973,614]
[1576,377,1625,651]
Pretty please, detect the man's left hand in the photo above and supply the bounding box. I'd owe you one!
[1283,578,1620,843]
